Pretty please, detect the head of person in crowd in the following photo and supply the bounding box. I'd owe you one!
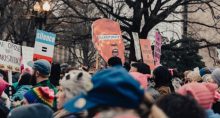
[0,78,9,96]
[23,87,55,108]
[185,68,203,83]
[27,59,51,86]
[156,94,206,118]
[107,57,122,67]
[130,62,151,74]
[183,70,192,83]
[63,67,146,117]
[153,66,175,94]
[177,83,218,110]
[202,74,213,83]
[17,72,32,86]
[8,103,53,118]
[56,70,93,110]
[211,68,220,86]
[200,67,211,77]
[11,72,32,101]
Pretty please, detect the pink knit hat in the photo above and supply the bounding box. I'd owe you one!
[0,77,9,96]
[130,72,150,89]
[177,82,218,109]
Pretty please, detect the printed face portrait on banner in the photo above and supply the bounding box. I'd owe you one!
[92,18,125,63]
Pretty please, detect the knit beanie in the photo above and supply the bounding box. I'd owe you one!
[211,68,220,86]
[177,82,218,109]
[0,78,9,96]
[130,72,150,89]
[8,103,53,118]
[60,70,93,100]
[24,87,55,108]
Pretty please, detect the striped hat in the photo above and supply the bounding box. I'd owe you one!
[24,87,55,108]
[177,82,218,109]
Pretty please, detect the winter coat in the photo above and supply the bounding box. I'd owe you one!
[12,85,32,101]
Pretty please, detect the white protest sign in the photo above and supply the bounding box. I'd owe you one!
[132,32,142,61]
[0,40,21,72]
[22,46,34,69]
[33,29,56,63]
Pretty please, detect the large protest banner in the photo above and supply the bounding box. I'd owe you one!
[33,30,56,63]
[140,39,155,70]
[0,40,21,72]
[154,32,162,66]
[92,18,125,63]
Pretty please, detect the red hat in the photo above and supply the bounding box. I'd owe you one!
[177,82,218,109]
[0,77,9,96]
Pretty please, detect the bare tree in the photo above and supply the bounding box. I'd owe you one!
[59,0,220,61]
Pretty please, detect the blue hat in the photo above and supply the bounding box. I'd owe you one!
[64,66,144,113]
[28,59,51,76]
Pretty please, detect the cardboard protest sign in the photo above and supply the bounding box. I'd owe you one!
[92,18,125,63]
[140,39,155,70]
[154,32,162,66]
[0,40,21,72]
[33,30,56,63]
[132,32,142,61]
[22,46,34,69]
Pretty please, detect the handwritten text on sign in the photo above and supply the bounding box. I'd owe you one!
[0,41,21,72]
[154,32,162,66]
[140,39,154,70]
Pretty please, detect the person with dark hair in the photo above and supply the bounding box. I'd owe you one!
[153,66,175,96]
[12,73,32,101]
[130,62,151,74]
[107,57,122,67]
[156,94,206,118]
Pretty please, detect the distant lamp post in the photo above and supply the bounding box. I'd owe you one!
[33,0,51,29]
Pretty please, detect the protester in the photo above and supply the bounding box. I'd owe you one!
[63,66,147,117]
[107,57,122,67]
[183,70,192,84]
[23,86,55,109]
[185,68,203,83]
[0,78,10,118]
[130,62,151,74]
[130,72,150,89]
[12,72,32,101]
[177,82,220,118]
[202,74,213,83]
[170,69,183,91]
[54,70,93,118]
[210,68,220,114]
[156,94,206,118]
[7,103,53,118]
[27,59,58,110]
[0,78,10,109]
[152,66,174,96]
[200,67,211,77]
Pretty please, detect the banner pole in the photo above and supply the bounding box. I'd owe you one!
[95,53,99,70]
[8,71,12,100]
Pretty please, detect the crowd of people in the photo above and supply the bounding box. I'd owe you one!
[1,56,220,118]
